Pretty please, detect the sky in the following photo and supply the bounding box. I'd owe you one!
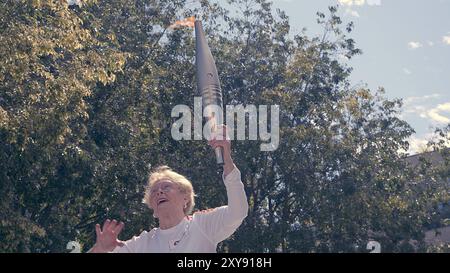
[263,0,450,154]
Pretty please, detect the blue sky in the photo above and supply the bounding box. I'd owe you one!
[265,0,450,154]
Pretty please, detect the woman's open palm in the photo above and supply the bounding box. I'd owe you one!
[94,219,125,252]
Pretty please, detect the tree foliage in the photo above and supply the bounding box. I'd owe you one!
[0,0,448,252]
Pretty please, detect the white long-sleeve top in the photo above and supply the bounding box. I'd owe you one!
[110,167,248,253]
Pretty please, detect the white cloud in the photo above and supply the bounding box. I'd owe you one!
[401,93,445,121]
[405,132,450,155]
[407,40,439,49]
[345,8,360,17]
[400,95,450,154]
[366,0,381,5]
[404,98,450,124]
[403,93,440,105]
[427,103,450,124]
[338,0,381,6]
[443,35,450,45]
[408,41,423,49]
[402,68,412,75]
[407,135,431,155]
[402,104,426,116]
[339,0,360,6]
[339,0,380,18]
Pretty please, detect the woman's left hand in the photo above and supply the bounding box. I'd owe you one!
[208,124,235,177]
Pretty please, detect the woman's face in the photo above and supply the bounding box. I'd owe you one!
[149,179,187,218]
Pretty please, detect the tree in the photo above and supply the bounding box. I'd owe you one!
[0,0,126,251]
[1,0,448,252]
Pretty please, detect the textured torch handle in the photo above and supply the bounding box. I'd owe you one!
[214,146,224,166]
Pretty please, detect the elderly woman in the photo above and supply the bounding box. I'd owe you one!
[89,126,248,253]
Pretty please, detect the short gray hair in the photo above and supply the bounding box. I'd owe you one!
[143,166,195,215]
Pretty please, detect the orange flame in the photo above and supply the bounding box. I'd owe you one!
[170,16,196,29]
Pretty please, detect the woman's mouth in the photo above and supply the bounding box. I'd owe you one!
[157,198,169,206]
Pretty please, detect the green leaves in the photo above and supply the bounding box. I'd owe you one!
[0,0,127,252]
[1,0,448,253]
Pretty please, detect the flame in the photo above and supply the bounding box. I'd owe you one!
[169,16,196,29]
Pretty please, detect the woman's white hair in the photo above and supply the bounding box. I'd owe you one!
[143,166,195,215]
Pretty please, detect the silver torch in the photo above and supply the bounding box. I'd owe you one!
[195,20,225,166]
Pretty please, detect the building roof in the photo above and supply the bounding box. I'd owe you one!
[404,149,447,168]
